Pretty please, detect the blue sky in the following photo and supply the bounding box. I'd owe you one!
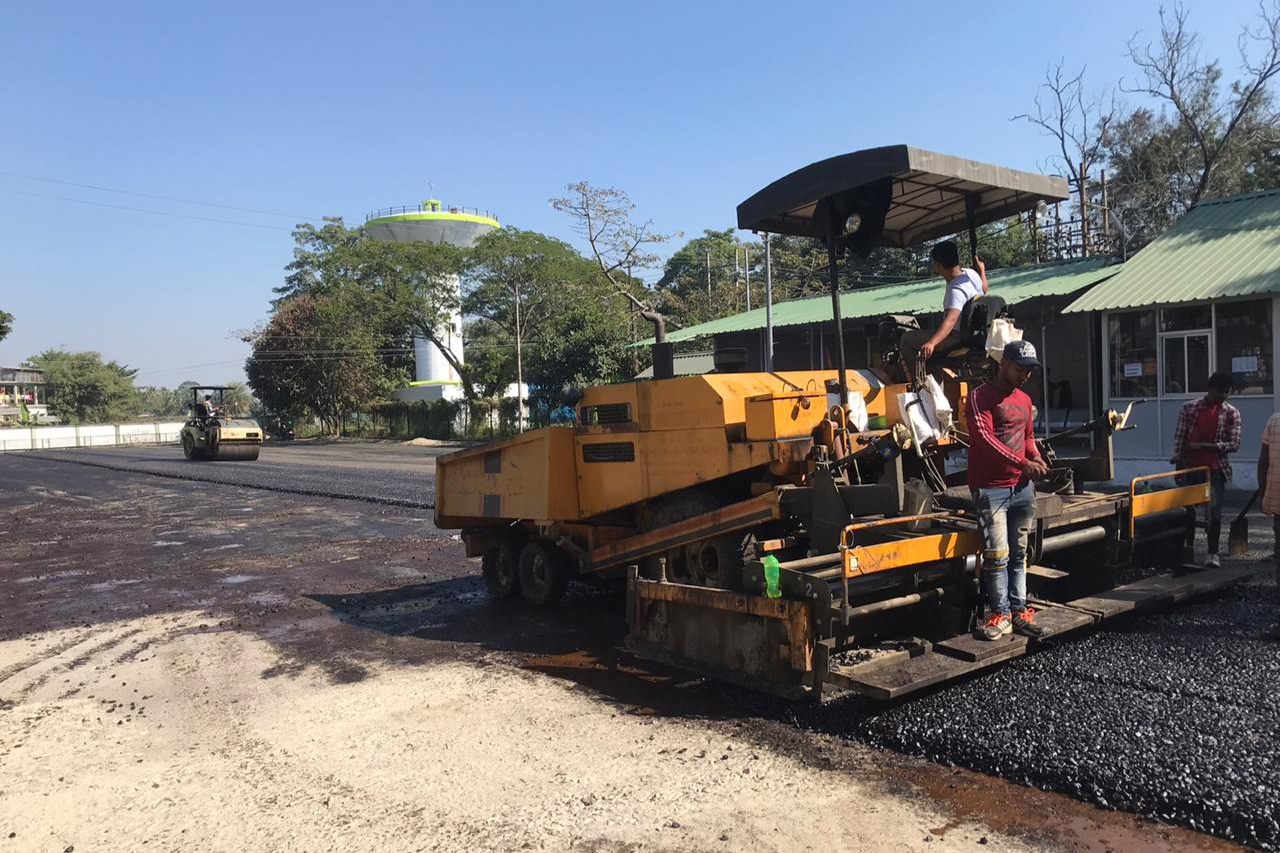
[0,0,1263,386]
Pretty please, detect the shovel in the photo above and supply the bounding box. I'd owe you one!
[1228,490,1260,557]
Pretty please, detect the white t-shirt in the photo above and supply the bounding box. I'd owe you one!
[942,268,983,312]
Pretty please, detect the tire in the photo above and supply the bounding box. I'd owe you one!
[182,432,199,461]
[481,540,521,599]
[518,541,569,606]
[643,489,743,589]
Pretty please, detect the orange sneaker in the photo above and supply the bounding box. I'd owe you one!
[1013,607,1045,638]
[980,612,1012,640]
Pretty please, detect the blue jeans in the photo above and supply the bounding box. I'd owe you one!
[1190,469,1227,553]
[973,481,1036,616]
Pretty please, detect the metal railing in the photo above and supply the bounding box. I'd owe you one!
[365,203,498,223]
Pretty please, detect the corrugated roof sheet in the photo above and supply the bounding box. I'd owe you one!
[651,256,1120,344]
[1063,189,1280,313]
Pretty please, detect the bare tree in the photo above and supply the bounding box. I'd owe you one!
[1012,62,1120,255]
[550,183,676,335]
[1124,1,1280,205]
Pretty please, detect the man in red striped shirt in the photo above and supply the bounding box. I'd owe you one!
[966,341,1051,640]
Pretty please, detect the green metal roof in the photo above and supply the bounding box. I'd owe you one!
[649,256,1120,344]
[1063,189,1280,313]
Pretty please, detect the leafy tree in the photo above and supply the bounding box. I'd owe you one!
[524,279,635,400]
[1104,93,1280,250]
[462,228,598,430]
[1123,2,1280,208]
[0,310,12,343]
[655,229,751,325]
[28,350,140,424]
[461,320,516,398]
[245,293,390,435]
[136,386,178,418]
[971,217,1035,269]
[273,217,468,396]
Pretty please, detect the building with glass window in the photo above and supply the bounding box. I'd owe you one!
[1062,189,1280,488]
[0,365,49,424]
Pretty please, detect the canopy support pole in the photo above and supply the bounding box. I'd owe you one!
[965,194,980,263]
[826,236,849,410]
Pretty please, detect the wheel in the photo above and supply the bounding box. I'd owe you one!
[481,540,521,599]
[643,490,743,589]
[182,432,199,461]
[212,444,260,461]
[518,541,569,606]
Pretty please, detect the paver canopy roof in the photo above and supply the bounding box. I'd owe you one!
[737,145,1070,252]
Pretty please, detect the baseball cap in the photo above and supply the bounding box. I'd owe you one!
[1003,340,1040,367]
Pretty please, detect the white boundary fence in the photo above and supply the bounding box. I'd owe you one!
[0,422,186,452]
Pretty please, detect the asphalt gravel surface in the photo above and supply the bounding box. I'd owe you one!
[25,441,455,507]
[6,443,1277,850]
[790,556,1280,851]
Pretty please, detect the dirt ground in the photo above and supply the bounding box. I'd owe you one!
[0,451,1250,853]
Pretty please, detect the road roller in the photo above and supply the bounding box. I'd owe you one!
[434,145,1249,700]
[179,386,262,462]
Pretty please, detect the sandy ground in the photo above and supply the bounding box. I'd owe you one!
[0,450,1250,853]
[3,620,1018,853]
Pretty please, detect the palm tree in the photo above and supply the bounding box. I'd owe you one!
[222,382,253,417]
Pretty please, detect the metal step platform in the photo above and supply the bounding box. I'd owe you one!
[825,564,1256,700]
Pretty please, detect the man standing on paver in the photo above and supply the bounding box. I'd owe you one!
[1171,372,1241,567]
[967,340,1050,641]
[1254,411,1280,638]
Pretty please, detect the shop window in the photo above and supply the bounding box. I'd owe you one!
[1108,310,1157,397]
[1215,299,1273,395]
[1160,304,1212,332]
[1162,333,1210,395]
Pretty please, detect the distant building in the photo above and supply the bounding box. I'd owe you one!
[0,366,50,424]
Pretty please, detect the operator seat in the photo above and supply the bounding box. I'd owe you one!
[932,294,1008,366]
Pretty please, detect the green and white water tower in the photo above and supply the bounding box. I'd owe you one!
[364,199,499,401]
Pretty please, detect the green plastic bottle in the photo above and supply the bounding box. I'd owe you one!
[763,555,782,599]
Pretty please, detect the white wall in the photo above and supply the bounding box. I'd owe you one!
[0,422,186,452]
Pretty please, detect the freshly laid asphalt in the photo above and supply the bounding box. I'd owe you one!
[25,441,454,508]
[830,574,1280,851]
[10,442,1280,850]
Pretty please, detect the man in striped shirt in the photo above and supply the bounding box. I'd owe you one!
[1171,372,1241,567]
[966,341,1051,640]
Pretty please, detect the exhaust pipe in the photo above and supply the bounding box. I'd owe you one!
[644,310,675,380]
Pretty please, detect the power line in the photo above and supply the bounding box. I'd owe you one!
[0,170,321,219]
[0,187,296,231]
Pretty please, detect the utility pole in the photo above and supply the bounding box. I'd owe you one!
[1031,208,1041,264]
[734,249,741,311]
[1100,170,1110,252]
[513,280,524,434]
[1079,162,1090,257]
[706,246,711,298]
[764,233,774,372]
[745,246,751,312]
[1055,201,1062,260]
